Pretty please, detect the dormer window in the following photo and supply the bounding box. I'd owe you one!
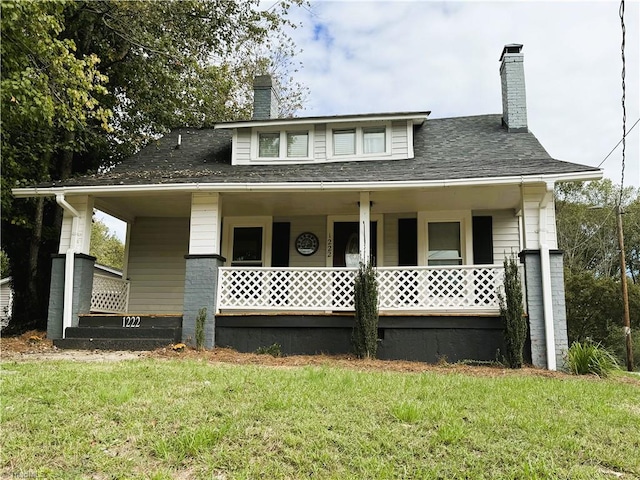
[256,130,311,160]
[287,132,308,157]
[258,132,280,158]
[333,129,356,156]
[363,127,385,154]
[328,123,391,159]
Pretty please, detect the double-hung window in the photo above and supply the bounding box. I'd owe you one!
[257,130,310,160]
[330,124,389,158]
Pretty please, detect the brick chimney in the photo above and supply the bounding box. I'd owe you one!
[499,44,527,132]
[252,75,279,120]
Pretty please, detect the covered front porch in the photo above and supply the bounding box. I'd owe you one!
[48,180,565,366]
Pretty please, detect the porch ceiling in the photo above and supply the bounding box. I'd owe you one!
[93,184,523,220]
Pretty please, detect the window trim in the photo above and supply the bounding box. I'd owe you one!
[417,211,473,267]
[222,216,273,267]
[251,127,313,162]
[326,121,391,160]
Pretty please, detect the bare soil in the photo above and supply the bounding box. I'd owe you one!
[2,330,638,385]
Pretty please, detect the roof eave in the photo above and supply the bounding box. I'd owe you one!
[12,169,603,198]
[214,111,430,129]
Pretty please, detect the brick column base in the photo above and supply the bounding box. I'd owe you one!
[519,250,569,369]
[182,254,226,348]
[46,253,96,339]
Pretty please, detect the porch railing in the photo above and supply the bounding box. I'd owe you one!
[91,274,130,313]
[217,265,504,313]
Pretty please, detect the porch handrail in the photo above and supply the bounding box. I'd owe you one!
[91,274,130,313]
[216,265,504,313]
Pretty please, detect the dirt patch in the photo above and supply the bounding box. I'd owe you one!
[2,331,638,384]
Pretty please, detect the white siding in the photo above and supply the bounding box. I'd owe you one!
[126,217,189,313]
[475,210,520,263]
[522,185,558,249]
[58,195,94,254]
[383,213,416,266]
[391,121,408,157]
[276,216,327,267]
[314,125,326,160]
[234,128,252,164]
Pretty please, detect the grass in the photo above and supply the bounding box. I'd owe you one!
[1,359,639,479]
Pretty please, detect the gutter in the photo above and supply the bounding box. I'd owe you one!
[12,170,604,198]
[56,194,79,339]
[538,183,556,370]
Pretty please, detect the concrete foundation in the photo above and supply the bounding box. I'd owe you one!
[216,315,506,363]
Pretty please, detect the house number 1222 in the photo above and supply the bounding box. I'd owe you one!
[122,316,141,328]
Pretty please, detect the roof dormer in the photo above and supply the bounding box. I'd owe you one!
[215,111,429,166]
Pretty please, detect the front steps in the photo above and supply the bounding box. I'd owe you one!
[53,314,182,351]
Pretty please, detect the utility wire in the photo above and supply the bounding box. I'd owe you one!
[597,116,639,168]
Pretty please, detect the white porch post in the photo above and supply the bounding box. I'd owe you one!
[359,192,371,265]
[183,192,224,349]
[189,192,222,255]
[54,195,94,339]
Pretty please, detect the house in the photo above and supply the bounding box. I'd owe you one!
[13,44,602,369]
[1,277,13,328]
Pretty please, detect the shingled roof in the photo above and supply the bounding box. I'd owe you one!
[44,113,599,188]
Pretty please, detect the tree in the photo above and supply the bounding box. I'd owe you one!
[1,0,306,332]
[90,220,124,271]
[556,180,640,367]
[555,180,639,282]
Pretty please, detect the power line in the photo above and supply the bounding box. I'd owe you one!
[596,116,639,168]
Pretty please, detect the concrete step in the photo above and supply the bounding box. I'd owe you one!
[53,338,176,351]
[64,327,181,341]
[78,315,182,328]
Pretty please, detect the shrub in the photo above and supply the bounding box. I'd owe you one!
[195,307,206,351]
[498,254,527,368]
[255,343,282,357]
[567,340,619,377]
[352,261,379,359]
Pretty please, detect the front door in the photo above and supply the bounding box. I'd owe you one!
[332,222,378,267]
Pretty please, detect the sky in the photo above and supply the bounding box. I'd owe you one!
[98,0,640,240]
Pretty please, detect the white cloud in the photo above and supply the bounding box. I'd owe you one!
[284,0,640,188]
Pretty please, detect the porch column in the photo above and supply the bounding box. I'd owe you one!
[182,193,224,348]
[47,195,95,339]
[359,192,371,265]
[520,183,568,370]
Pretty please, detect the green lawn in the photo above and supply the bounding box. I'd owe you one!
[1,359,639,479]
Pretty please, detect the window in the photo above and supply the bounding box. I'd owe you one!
[231,227,263,266]
[328,123,389,158]
[428,222,462,266]
[363,127,385,154]
[333,129,356,156]
[258,133,279,158]
[287,132,308,157]
[256,130,309,159]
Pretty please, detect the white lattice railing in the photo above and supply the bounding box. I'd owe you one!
[91,274,130,313]
[217,265,504,313]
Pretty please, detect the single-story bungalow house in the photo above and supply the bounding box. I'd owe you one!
[13,44,601,369]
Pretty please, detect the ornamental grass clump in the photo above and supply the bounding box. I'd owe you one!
[568,340,619,377]
[498,254,527,368]
[352,261,379,359]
